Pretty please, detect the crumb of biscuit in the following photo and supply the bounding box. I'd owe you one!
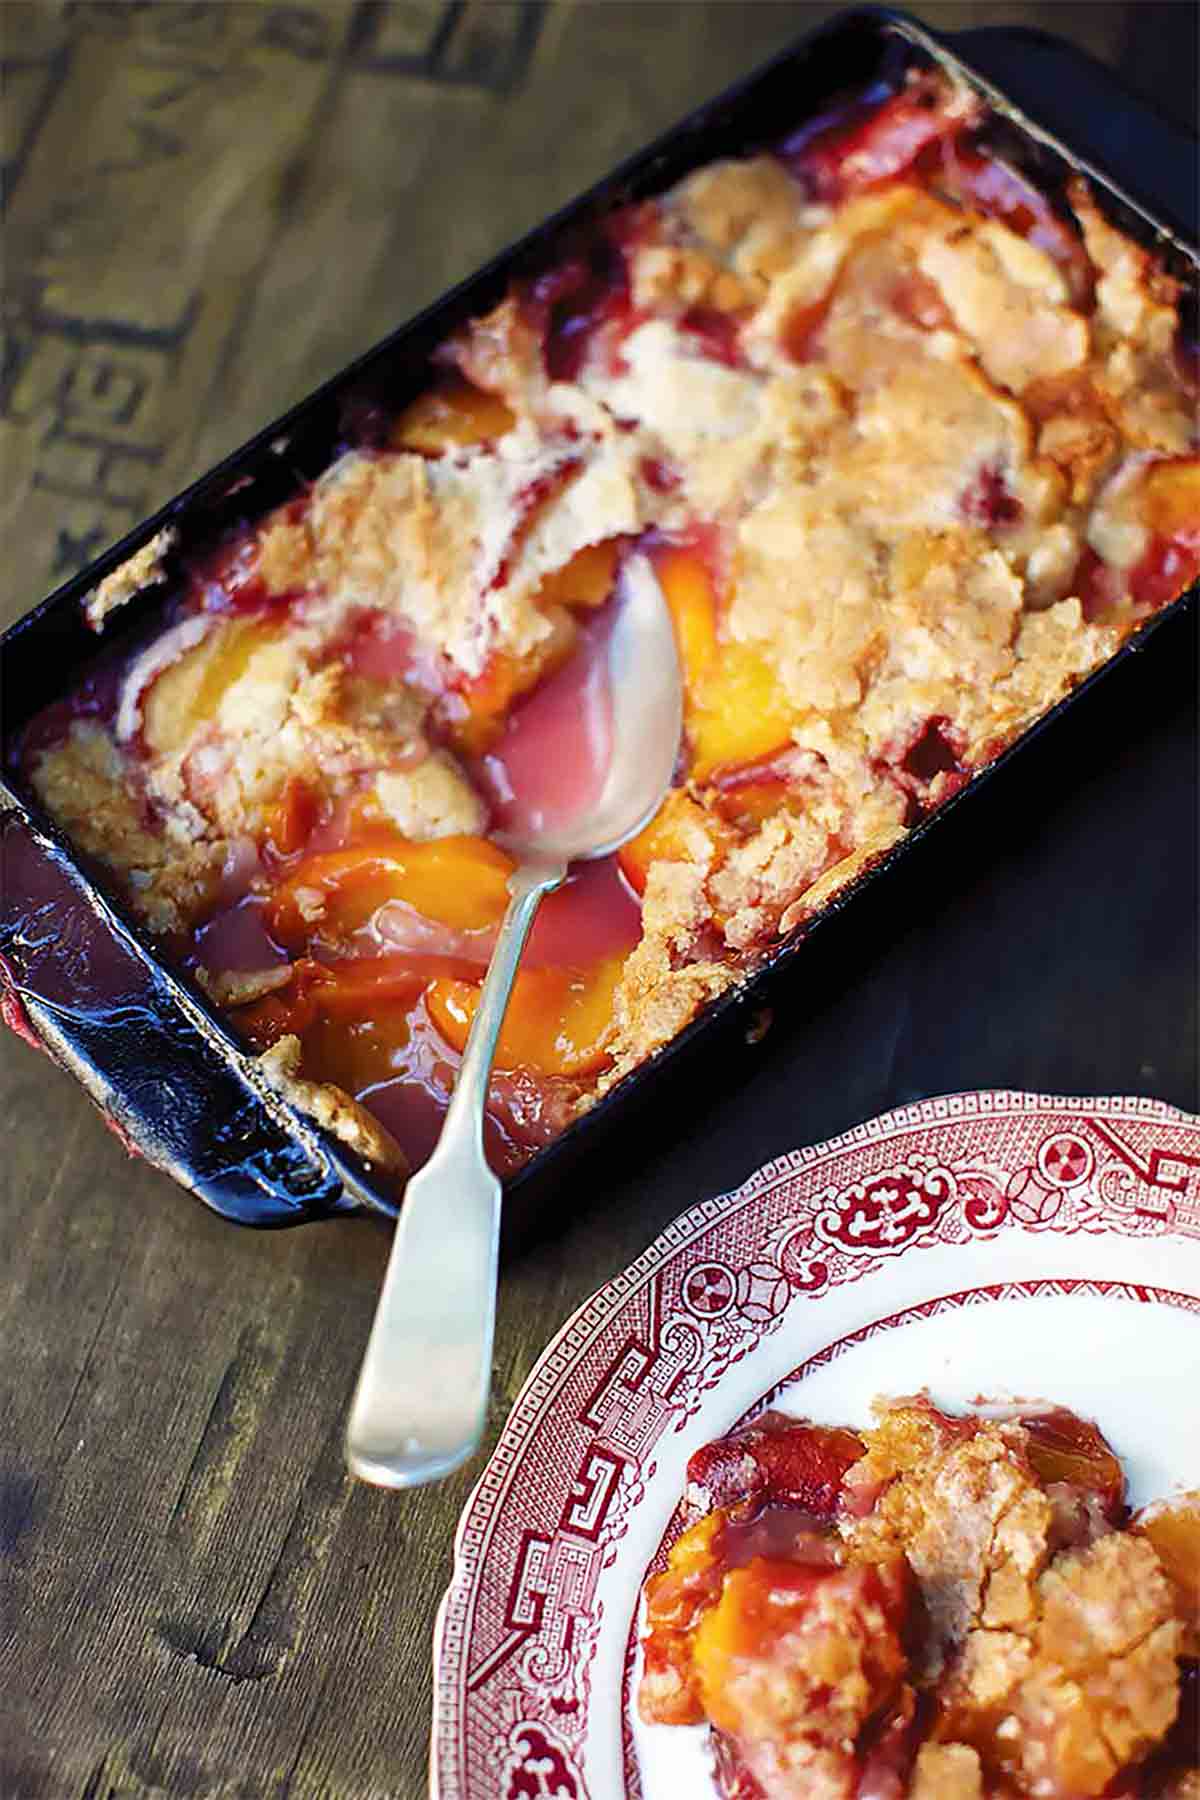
[254,1034,409,1177]
[83,527,176,630]
[196,966,292,1007]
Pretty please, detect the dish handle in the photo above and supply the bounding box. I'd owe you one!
[0,812,384,1227]
[952,24,1197,238]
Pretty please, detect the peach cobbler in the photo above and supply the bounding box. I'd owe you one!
[638,1400,1200,1798]
[17,73,1199,1183]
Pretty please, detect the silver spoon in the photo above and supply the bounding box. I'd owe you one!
[345,553,682,1487]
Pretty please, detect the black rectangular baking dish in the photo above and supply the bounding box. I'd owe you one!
[2,7,1197,1235]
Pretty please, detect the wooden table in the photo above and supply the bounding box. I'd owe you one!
[2,5,1196,1796]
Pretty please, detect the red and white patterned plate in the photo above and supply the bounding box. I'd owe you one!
[430,1092,1200,1800]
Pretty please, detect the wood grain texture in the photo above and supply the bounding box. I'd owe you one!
[0,5,1193,1798]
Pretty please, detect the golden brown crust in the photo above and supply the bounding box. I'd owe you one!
[845,1412,1055,1667]
[195,965,293,1007]
[674,154,816,282]
[257,517,311,593]
[1132,1489,1200,1658]
[446,293,545,415]
[254,1035,408,1176]
[910,1743,985,1800]
[1070,180,1194,457]
[918,220,1090,394]
[258,434,641,680]
[29,722,224,934]
[938,1535,1181,1796]
[631,242,759,315]
[840,1405,1187,1797]
[709,809,834,952]
[372,757,485,839]
[600,851,736,1091]
[83,527,175,630]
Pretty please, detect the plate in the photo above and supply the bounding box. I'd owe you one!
[430,1092,1200,1800]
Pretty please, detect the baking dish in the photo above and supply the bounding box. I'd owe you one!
[2,8,1196,1235]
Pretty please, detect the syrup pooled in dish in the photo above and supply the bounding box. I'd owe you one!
[19,71,1200,1184]
[638,1400,1200,1799]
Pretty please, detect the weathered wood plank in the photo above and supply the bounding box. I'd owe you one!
[2,1,351,623]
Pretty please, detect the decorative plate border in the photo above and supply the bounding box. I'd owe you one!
[431,1091,1200,1800]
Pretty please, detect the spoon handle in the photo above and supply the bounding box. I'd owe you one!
[344,857,567,1488]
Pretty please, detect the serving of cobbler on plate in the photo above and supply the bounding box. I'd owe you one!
[638,1400,1199,1799]
[16,72,1199,1185]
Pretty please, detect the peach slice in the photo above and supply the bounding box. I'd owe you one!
[1129,456,1200,607]
[133,616,287,757]
[710,752,795,829]
[440,544,621,757]
[657,541,718,681]
[234,953,472,1077]
[691,643,800,782]
[440,608,579,756]
[1141,455,1200,540]
[392,373,515,453]
[618,789,729,895]
[440,544,623,759]
[309,956,474,1016]
[264,776,319,858]
[691,1554,909,1742]
[269,833,514,945]
[1135,1491,1200,1655]
[535,538,621,610]
[655,544,797,781]
[639,1511,727,1727]
[711,781,788,829]
[426,954,623,1077]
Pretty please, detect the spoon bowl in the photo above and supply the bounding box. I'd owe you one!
[345,553,683,1487]
[493,552,686,866]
